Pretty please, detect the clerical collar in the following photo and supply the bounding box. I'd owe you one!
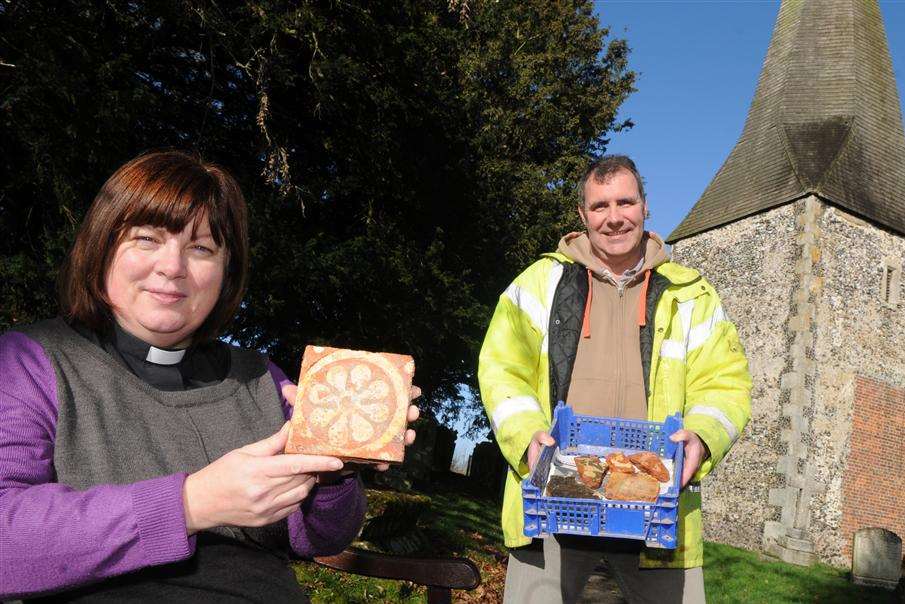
[112,322,187,366]
[146,346,186,365]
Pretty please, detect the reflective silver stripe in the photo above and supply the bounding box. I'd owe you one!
[545,263,564,308]
[491,396,543,433]
[541,263,564,354]
[677,299,695,342]
[503,284,548,334]
[659,339,686,360]
[660,301,730,360]
[686,405,739,442]
[658,299,695,361]
[688,305,727,352]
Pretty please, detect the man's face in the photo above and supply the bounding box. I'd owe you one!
[578,168,647,273]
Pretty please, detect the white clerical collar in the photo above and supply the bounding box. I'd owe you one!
[111,321,188,366]
[146,346,187,365]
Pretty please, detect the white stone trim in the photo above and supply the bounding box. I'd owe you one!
[686,405,739,442]
[491,395,543,433]
[880,257,901,307]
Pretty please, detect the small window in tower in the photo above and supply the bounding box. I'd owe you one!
[880,258,901,306]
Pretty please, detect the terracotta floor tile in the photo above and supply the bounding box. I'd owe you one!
[285,345,414,463]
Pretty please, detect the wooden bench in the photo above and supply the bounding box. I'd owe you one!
[315,547,482,603]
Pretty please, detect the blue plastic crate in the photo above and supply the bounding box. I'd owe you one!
[521,403,685,549]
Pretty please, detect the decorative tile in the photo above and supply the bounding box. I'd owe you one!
[285,345,414,463]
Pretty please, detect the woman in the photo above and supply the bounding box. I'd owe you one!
[0,150,419,602]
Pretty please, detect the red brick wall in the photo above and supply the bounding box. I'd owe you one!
[840,376,905,560]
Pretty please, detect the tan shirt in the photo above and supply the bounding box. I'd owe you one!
[556,233,669,419]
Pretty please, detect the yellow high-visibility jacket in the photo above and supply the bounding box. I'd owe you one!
[478,253,752,568]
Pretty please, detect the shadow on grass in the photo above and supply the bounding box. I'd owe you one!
[357,481,506,562]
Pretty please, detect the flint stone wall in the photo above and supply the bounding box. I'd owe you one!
[670,199,905,567]
[670,202,798,551]
[814,206,905,566]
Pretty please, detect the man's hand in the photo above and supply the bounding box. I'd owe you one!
[281,383,421,472]
[669,429,709,488]
[526,430,556,473]
[183,422,343,534]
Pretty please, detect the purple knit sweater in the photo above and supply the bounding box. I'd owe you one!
[0,331,366,599]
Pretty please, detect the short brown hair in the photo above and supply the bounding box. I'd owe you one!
[578,154,646,204]
[59,150,249,342]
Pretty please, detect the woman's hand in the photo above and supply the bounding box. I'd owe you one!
[182,422,344,535]
[281,383,421,472]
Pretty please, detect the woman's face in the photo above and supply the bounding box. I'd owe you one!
[105,217,226,348]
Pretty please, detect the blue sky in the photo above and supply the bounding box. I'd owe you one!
[452,1,905,470]
[597,0,905,240]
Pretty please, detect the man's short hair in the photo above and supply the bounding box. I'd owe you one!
[578,155,646,204]
[59,150,249,342]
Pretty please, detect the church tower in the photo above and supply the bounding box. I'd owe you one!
[668,0,905,566]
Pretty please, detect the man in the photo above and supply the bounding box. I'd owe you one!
[478,155,751,603]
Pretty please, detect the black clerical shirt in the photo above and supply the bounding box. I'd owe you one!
[75,321,230,391]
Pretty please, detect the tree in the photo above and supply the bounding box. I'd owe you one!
[0,1,634,428]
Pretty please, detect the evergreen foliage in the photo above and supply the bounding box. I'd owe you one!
[0,1,634,422]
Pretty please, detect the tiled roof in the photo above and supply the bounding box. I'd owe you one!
[668,0,905,242]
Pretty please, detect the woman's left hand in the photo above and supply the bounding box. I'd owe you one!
[281,383,421,473]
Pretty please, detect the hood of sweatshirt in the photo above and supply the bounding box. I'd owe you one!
[556,231,669,278]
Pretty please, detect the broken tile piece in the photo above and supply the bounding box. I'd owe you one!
[285,345,414,464]
[604,471,659,502]
[575,455,606,489]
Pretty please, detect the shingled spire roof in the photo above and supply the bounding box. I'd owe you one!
[667,0,905,243]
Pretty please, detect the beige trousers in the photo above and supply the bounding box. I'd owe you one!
[503,536,705,604]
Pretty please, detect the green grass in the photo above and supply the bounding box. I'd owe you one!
[292,564,424,604]
[293,485,899,603]
[704,541,896,604]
